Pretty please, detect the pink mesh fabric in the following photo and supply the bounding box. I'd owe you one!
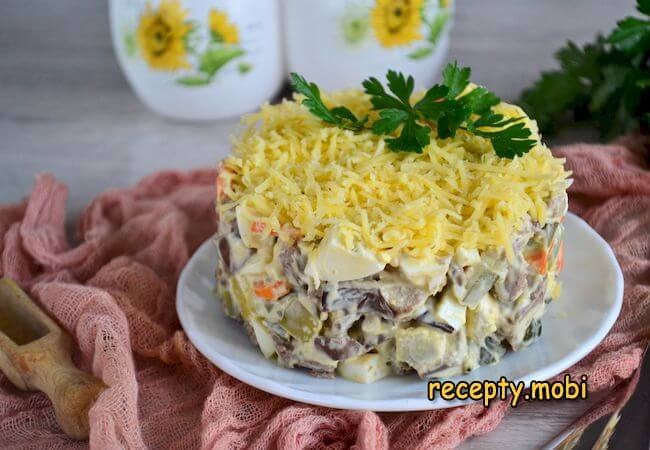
[0,139,648,449]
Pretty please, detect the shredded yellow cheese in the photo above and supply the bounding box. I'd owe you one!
[219,91,571,260]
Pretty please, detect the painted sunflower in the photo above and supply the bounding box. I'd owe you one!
[209,9,239,44]
[371,0,424,48]
[137,0,191,71]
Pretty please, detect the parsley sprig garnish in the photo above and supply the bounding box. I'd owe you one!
[520,0,650,139]
[290,73,367,132]
[290,62,536,159]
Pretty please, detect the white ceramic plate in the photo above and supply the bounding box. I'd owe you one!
[177,213,623,411]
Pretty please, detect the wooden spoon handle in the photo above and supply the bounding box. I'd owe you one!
[24,349,105,440]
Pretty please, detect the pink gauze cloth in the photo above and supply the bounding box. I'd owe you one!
[0,138,649,450]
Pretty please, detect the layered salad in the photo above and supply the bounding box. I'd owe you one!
[214,70,570,383]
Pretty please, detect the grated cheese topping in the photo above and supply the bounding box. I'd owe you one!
[218,91,571,261]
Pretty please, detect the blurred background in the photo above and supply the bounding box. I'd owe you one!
[0,0,635,216]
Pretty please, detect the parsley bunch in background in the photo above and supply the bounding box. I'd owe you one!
[291,63,536,159]
[520,0,650,140]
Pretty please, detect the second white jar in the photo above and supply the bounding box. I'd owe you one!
[283,0,454,91]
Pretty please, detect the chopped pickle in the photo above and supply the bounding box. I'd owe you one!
[221,289,241,319]
[478,335,507,365]
[462,270,497,308]
[523,318,542,344]
[280,295,322,341]
[230,276,252,320]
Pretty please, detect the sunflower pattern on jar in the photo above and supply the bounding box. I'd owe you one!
[209,9,240,44]
[339,0,452,60]
[371,0,424,48]
[126,0,252,86]
[136,0,192,70]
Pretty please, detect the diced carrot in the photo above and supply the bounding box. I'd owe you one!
[525,249,548,275]
[250,221,298,239]
[250,221,278,237]
[216,162,231,201]
[250,221,266,233]
[253,280,289,301]
[556,242,564,273]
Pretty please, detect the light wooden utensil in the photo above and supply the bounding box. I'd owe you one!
[0,278,106,440]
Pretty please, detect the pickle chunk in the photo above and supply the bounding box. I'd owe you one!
[280,295,321,341]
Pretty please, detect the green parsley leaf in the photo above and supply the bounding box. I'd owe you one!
[292,62,536,158]
[435,101,471,139]
[362,76,409,110]
[416,84,450,104]
[368,63,536,156]
[372,109,409,135]
[639,0,650,15]
[331,106,369,131]
[443,62,471,98]
[413,85,449,118]
[363,70,431,152]
[468,114,536,158]
[386,71,415,105]
[458,86,500,115]
[290,72,339,124]
[385,116,430,153]
[608,17,650,56]
[520,0,650,139]
[290,72,366,131]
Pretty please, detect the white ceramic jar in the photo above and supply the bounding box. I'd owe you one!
[283,0,454,91]
[109,0,283,120]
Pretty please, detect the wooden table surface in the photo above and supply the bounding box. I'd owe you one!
[0,1,645,449]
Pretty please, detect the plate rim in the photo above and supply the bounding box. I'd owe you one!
[176,212,623,411]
